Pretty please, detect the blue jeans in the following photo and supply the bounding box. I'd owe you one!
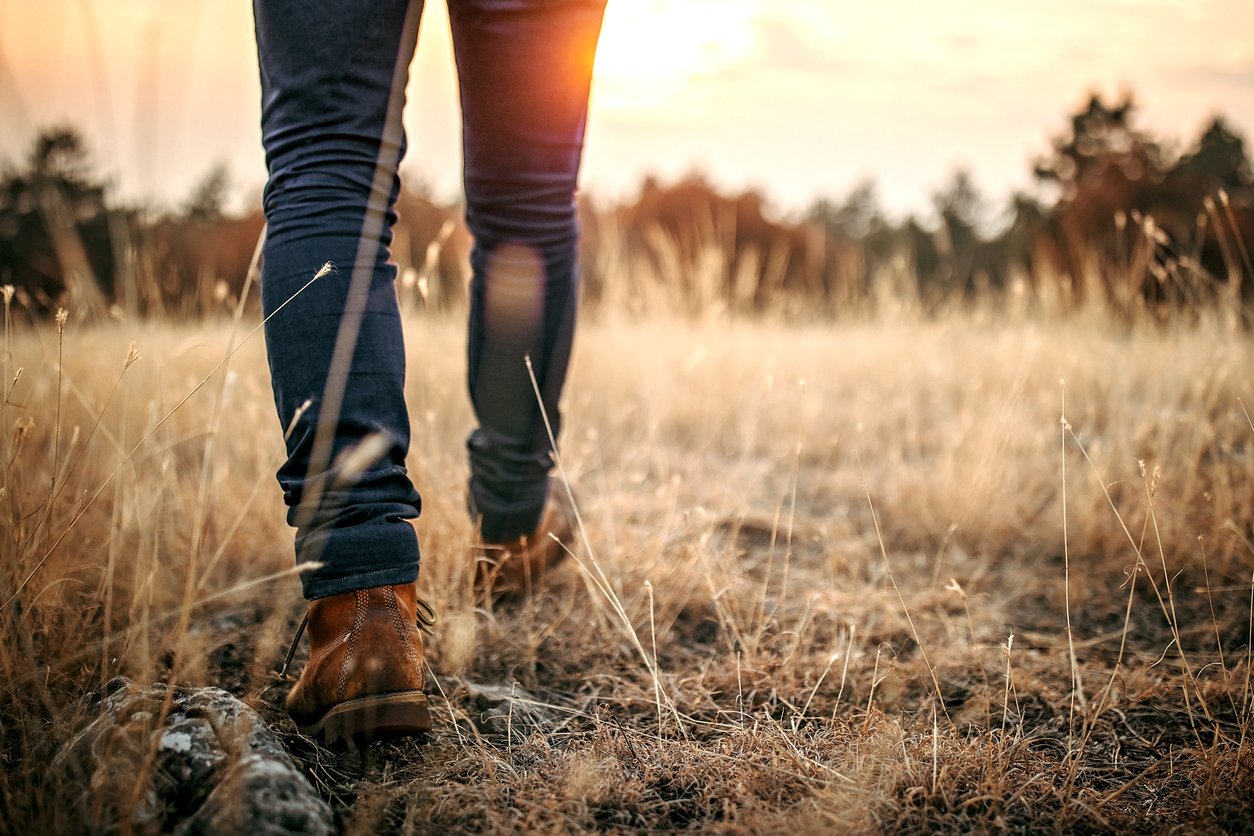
[253,0,605,599]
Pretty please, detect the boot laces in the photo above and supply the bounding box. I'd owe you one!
[279,594,437,680]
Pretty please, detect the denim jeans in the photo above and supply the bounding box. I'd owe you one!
[253,0,605,599]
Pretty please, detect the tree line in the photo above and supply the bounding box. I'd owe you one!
[1,92,1250,322]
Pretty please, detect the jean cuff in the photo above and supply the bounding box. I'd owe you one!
[297,517,420,600]
[471,479,548,544]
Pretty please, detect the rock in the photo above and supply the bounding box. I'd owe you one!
[455,679,554,738]
[177,755,333,836]
[52,678,333,835]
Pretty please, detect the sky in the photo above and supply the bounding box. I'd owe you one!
[2,0,1253,220]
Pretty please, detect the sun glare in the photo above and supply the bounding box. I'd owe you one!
[593,0,758,117]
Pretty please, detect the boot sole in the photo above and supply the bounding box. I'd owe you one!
[301,691,432,745]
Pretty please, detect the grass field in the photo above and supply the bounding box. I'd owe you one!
[2,301,1253,832]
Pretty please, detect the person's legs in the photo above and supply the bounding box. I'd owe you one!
[254,0,424,600]
[256,0,435,745]
[448,0,606,544]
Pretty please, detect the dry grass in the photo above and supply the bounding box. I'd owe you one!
[2,299,1253,833]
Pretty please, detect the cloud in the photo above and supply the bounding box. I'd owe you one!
[751,14,864,77]
[1172,61,1254,88]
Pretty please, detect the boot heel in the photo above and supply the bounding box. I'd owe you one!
[307,691,432,745]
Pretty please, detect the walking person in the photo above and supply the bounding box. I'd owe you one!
[253,0,606,744]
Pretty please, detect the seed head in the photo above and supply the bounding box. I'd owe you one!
[283,398,313,441]
[1,285,13,305]
[56,307,68,331]
[331,432,391,488]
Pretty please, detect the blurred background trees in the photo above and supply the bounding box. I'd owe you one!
[1,93,1250,322]
[0,127,118,317]
[1031,94,1253,313]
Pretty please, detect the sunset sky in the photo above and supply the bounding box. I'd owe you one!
[2,0,1252,220]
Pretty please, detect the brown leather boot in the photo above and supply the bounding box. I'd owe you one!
[283,582,434,745]
[475,488,577,599]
